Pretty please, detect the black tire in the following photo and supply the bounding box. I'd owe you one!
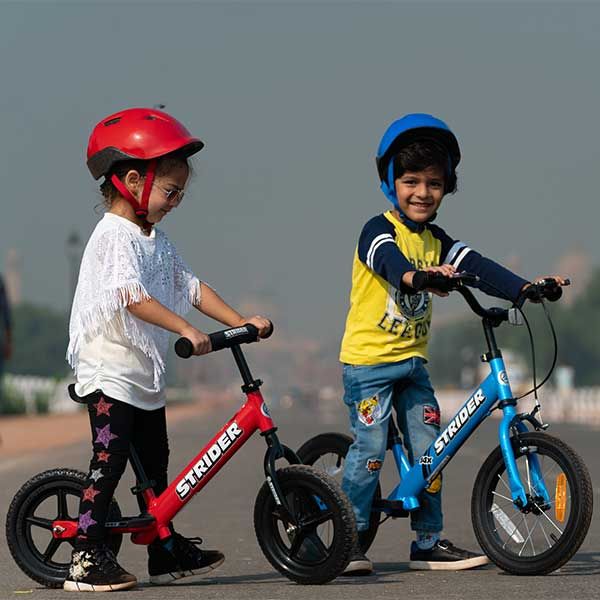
[254,465,357,584]
[472,432,593,575]
[6,469,122,588]
[297,433,381,553]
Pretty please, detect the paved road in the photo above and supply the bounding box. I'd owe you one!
[1,400,598,599]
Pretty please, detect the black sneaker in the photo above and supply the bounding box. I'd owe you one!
[63,546,137,592]
[341,543,374,576]
[148,533,225,584]
[409,539,489,571]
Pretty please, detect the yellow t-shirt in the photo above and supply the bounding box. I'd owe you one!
[339,210,529,366]
[340,211,443,365]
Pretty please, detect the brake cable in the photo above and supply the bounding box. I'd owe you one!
[458,276,559,413]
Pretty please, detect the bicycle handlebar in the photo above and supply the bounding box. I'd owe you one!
[175,322,274,359]
[410,271,570,322]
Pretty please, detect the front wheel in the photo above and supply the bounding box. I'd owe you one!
[471,432,593,575]
[6,469,122,588]
[254,465,357,584]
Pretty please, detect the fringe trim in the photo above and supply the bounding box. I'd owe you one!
[173,276,202,316]
[67,282,165,389]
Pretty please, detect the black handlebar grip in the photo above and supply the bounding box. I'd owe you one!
[175,323,267,358]
[209,324,260,352]
[174,337,194,359]
[412,271,455,293]
[539,279,563,302]
[411,271,429,292]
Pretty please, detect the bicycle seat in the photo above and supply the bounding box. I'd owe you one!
[68,384,102,405]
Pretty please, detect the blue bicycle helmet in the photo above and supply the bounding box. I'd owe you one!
[376,113,461,209]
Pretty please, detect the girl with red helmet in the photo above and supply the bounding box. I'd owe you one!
[64,108,271,591]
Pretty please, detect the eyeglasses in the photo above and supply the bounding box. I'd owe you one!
[153,182,185,204]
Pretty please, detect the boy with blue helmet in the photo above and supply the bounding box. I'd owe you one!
[340,113,545,574]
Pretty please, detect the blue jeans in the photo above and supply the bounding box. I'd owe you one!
[341,357,443,533]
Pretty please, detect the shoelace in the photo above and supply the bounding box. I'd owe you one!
[173,534,204,558]
[92,546,123,574]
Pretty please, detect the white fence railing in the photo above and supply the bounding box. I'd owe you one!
[1,375,194,414]
[437,388,600,428]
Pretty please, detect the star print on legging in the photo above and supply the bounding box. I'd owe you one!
[82,484,101,503]
[78,510,97,534]
[95,424,118,449]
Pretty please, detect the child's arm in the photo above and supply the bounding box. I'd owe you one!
[428,224,529,301]
[194,282,271,337]
[127,297,212,355]
[357,215,446,293]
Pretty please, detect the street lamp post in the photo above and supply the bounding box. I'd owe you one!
[66,231,82,307]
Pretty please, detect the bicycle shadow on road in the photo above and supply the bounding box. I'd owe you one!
[131,553,600,589]
[135,572,288,588]
[373,552,600,579]
[494,552,600,578]
[135,569,410,588]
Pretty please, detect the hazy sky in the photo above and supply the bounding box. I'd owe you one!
[1,1,599,338]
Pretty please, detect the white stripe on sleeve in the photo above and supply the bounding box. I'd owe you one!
[366,234,394,269]
[453,246,472,269]
[445,241,467,264]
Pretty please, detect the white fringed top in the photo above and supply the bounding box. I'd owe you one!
[67,213,201,409]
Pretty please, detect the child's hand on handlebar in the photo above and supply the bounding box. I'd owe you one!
[532,275,569,287]
[242,315,273,339]
[409,265,456,296]
[179,326,212,355]
[520,275,570,303]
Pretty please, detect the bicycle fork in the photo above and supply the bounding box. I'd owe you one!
[500,407,551,509]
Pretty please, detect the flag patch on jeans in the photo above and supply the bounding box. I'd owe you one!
[423,405,440,426]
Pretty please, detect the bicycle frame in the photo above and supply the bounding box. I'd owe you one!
[384,298,549,514]
[51,345,298,546]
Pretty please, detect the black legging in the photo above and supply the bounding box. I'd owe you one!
[74,391,169,547]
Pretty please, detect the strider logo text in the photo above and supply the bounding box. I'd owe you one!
[176,423,244,499]
[434,389,486,455]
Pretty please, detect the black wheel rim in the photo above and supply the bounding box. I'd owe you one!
[20,481,82,571]
[267,478,338,568]
[13,476,121,582]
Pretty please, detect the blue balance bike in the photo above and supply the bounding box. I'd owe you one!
[298,274,593,575]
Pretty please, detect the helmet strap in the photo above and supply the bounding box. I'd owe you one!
[138,159,157,217]
[109,159,157,223]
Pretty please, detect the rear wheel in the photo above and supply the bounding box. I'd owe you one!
[6,469,122,588]
[472,432,593,575]
[297,433,381,553]
[254,465,356,584]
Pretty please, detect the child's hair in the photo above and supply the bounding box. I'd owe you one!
[393,139,458,194]
[99,150,191,206]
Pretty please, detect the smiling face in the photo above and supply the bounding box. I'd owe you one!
[394,165,445,223]
[145,161,190,224]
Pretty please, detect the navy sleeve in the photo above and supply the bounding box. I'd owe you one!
[357,215,414,289]
[428,225,530,302]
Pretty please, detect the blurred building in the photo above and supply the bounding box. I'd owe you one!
[556,246,591,305]
[4,248,22,306]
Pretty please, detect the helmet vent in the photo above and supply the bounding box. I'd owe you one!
[104,117,121,127]
[144,114,158,120]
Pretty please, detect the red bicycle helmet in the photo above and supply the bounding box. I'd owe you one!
[86,108,204,217]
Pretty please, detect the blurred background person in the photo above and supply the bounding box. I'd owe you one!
[0,273,12,410]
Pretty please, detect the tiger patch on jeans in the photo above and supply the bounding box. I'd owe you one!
[357,396,381,426]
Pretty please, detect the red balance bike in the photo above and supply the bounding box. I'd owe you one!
[6,324,356,586]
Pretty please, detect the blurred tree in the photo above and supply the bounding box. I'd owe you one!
[429,267,600,388]
[8,303,69,377]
